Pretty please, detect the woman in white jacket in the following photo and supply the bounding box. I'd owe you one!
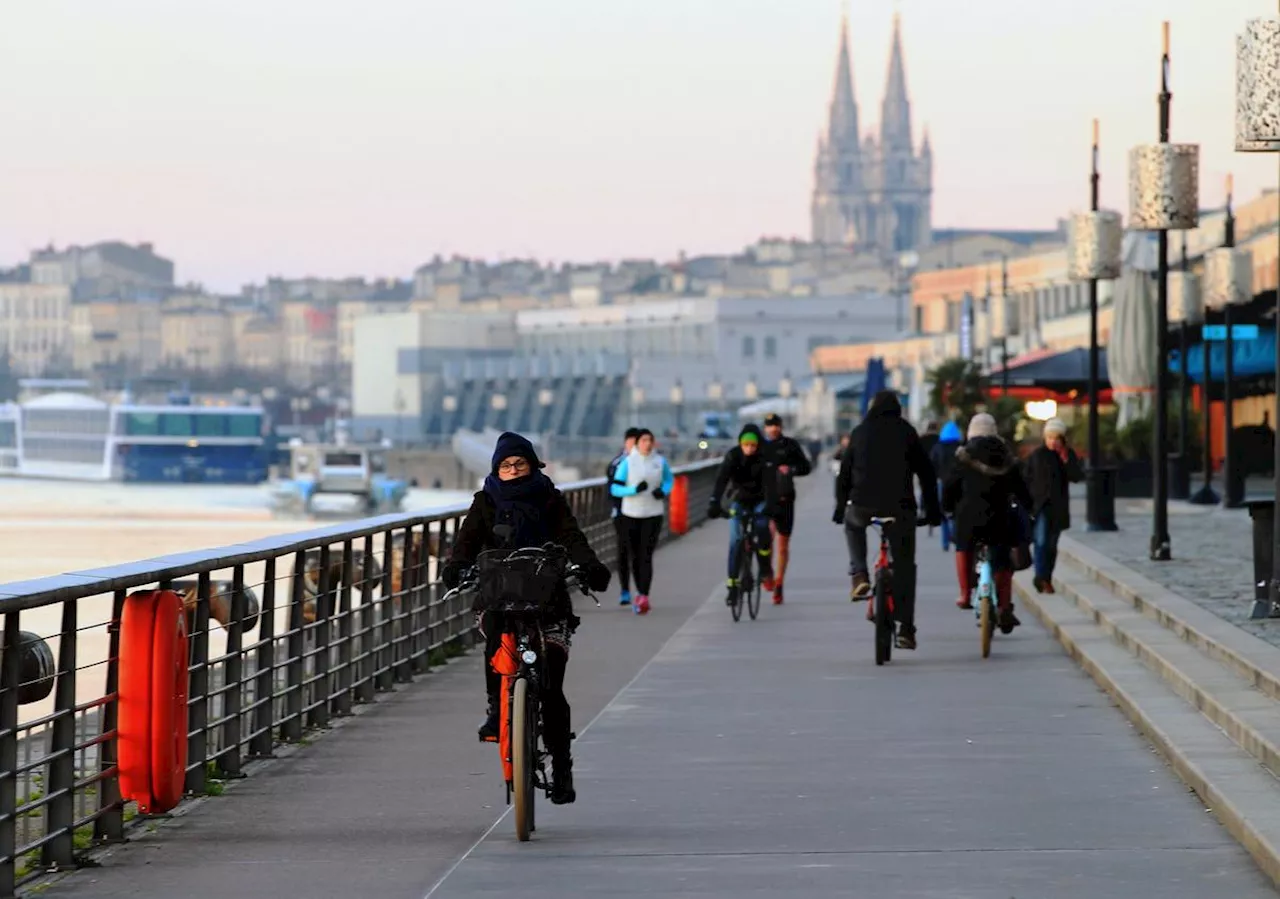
[609,429,674,616]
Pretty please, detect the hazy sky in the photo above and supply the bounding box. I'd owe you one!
[1,0,1277,291]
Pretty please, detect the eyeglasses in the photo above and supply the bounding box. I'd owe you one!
[498,460,531,474]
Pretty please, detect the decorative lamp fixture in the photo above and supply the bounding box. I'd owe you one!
[1168,271,1204,324]
[1202,247,1253,310]
[1067,210,1124,280]
[491,394,507,411]
[442,395,457,412]
[778,372,794,399]
[1235,19,1280,151]
[1127,144,1200,230]
[744,376,760,401]
[538,387,555,407]
[669,381,684,406]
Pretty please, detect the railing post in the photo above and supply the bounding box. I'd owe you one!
[249,558,277,759]
[412,524,429,672]
[185,573,211,795]
[375,530,395,693]
[0,614,22,897]
[42,600,79,870]
[283,550,306,741]
[217,566,246,777]
[95,590,126,843]
[356,534,376,704]
[334,540,354,717]
[309,544,332,730]
[394,527,413,684]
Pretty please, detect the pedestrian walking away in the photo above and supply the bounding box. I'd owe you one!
[607,428,641,605]
[833,390,941,651]
[930,420,963,550]
[1023,417,1083,593]
[610,428,674,616]
[761,412,813,604]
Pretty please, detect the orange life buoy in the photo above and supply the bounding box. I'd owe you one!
[669,475,689,535]
[118,590,189,814]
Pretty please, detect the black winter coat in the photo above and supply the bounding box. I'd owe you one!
[930,441,960,485]
[942,436,1033,549]
[712,446,769,507]
[835,397,940,520]
[1023,445,1084,529]
[447,487,602,619]
[761,435,812,506]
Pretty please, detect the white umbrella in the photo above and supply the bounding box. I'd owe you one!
[1106,268,1158,428]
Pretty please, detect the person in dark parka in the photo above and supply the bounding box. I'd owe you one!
[441,432,612,805]
[942,413,1033,633]
[930,420,964,550]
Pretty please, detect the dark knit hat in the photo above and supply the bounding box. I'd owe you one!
[491,431,544,474]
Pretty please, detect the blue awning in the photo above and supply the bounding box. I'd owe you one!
[1168,327,1276,383]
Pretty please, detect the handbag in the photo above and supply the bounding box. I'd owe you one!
[1009,502,1033,572]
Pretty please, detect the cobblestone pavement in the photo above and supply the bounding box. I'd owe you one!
[1066,492,1280,645]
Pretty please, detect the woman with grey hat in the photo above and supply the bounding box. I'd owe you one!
[1023,417,1083,593]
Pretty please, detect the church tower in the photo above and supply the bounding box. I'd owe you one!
[810,13,932,259]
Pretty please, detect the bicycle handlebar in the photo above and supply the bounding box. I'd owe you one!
[440,543,601,607]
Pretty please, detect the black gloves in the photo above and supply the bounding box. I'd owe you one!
[441,560,466,589]
[634,480,649,493]
[652,487,666,500]
[707,499,723,520]
[586,560,612,593]
[832,506,846,526]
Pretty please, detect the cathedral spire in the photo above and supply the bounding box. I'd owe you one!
[826,10,860,150]
[880,13,913,151]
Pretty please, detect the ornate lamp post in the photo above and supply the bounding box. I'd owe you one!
[1128,21,1200,561]
[1204,215,1253,508]
[1169,235,1196,500]
[1234,6,1280,610]
[1067,119,1123,532]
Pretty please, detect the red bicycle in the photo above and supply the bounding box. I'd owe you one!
[866,515,926,666]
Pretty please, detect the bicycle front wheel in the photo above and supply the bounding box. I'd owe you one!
[511,677,536,841]
[979,590,994,659]
[874,575,893,666]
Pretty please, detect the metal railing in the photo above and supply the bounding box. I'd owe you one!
[0,459,722,896]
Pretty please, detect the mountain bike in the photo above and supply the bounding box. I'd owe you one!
[443,543,598,842]
[723,503,765,622]
[867,516,926,666]
[868,517,897,665]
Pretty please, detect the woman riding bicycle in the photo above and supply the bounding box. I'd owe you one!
[941,413,1033,633]
[441,431,612,805]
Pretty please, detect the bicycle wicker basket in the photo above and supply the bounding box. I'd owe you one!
[471,549,566,616]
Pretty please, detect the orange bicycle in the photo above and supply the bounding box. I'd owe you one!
[444,543,597,841]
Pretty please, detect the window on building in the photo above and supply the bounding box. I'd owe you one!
[743,336,755,357]
[764,336,777,359]
[195,414,226,437]
[914,306,924,333]
[161,414,194,437]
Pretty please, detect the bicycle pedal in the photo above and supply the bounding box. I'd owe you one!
[570,731,577,741]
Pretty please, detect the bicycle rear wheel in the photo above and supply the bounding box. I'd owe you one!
[730,540,749,622]
[979,588,994,660]
[874,574,893,666]
[511,677,535,841]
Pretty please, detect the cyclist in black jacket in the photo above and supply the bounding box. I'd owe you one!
[760,413,812,604]
[708,424,774,606]
[606,428,641,606]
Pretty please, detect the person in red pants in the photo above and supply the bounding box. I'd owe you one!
[941,413,1033,633]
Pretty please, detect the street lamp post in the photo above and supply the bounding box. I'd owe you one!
[1221,189,1244,508]
[1234,6,1280,612]
[1128,22,1200,561]
[1067,118,1123,532]
[1172,235,1193,500]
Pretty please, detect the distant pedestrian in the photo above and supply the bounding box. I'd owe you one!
[1023,418,1083,593]
[930,421,963,550]
[607,428,641,606]
[610,429,673,616]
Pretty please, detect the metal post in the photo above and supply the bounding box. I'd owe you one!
[1000,257,1010,395]
[1086,118,1113,530]
[1222,188,1244,508]
[1270,150,1280,613]
[1150,27,1173,560]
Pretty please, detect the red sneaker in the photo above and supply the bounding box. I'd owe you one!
[762,576,777,592]
[772,583,784,605]
[633,594,651,615]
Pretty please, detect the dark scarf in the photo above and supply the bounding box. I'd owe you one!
[482,471,555,549]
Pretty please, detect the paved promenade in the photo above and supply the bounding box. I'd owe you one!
[38,479,1277,898]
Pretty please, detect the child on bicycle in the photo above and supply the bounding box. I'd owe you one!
[441,431,612,805]
[941,413,1033,633]
[707,423,775,607]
